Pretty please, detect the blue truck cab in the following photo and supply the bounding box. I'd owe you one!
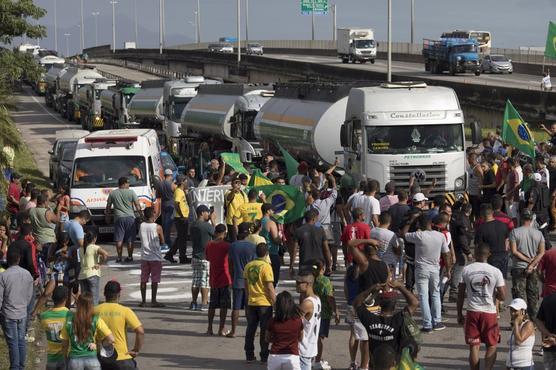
[422,38,481,76]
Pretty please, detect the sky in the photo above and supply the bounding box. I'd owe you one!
[16,0,556,55]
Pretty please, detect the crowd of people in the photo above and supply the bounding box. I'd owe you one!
[4,130,556,370]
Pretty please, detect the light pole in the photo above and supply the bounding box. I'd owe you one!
[332,4,336,41]
[64,33,71,57]
[54,0,58,52]
[387,0,392,82]
[134,0,138,46]
[159,0,163,53]
[110,1,117,53]
[192,13,197,44]
[80,0,84,51]
[410,0,415,44]
[245,0,249,46]
[161,0,166,49]
[196,0,201,44]
[311,0,315,41]
[237,0,241,64]
[92,12,100,47]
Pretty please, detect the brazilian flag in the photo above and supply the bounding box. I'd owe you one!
[545,21,556,59]
[248,169,273,187]
[502,100,535,158]
[253,185,305,224]
[277,142,299,181]
[398,347,425,370]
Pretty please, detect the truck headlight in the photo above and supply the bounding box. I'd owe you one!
[456,56,462,61]
[355,50,361,54]
[454,176,465,190]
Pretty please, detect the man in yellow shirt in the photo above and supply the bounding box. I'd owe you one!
[164,175,190,264]
[39,286,70,370]
[243,243,275,363]
[225,178,247,242]
[95,281,145,369]
[234,189,263,225]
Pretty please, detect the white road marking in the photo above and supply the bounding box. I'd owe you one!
[27,92,74,128]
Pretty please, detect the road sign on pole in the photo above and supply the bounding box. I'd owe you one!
[301,0,328,15]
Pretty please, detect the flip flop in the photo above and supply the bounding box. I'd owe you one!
[219,330,231,337]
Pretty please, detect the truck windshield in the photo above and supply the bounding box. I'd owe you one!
[72,156,147,188]
[355,40,375,48]
[452,44,477,53]
[366,124,463,154]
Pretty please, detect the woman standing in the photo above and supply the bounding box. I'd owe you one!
[506,298,535,370]
[61,292,114,370]
[78,229,109,306]
[266,291,303,370]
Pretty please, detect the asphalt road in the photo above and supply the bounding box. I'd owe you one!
[13,84,549,369]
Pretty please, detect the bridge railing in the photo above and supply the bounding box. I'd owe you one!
[90,57,193,81]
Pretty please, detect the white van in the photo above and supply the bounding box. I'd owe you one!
[70,129,163,233]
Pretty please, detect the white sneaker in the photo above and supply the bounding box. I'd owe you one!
[314,361,332,370]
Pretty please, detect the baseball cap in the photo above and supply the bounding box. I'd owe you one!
[164,168,173,176]
[533,173,542,182]
[508,298,527,311]
[412,192,428,202]
[196,205,210,214]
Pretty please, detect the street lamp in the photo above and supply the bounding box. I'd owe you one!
[189,16,197,44]
[387,0,392,82]
[64,33,71,57]
[245,0,249,46]
[53,0,58,52]
[196,0,201,44]
[92,12,100,47]
[311,0,315,41]
[80,0,84,51]
[159,0,163,54]
[134,0,138,45]
[332,4,336,41]
[410,0,415,44]
[161,0,166,49]
[110,1,118,53]
[237,0,241,64]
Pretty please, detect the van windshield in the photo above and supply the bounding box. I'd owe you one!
[72,156,147,188]
[366,124,464,154]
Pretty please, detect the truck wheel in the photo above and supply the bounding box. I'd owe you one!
[475,70,481,76]
[342,58,348,64]
[360,60,367,64]
[370,59,375,64]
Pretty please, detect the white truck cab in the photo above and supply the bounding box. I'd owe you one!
[337,28,377,64]
[70,129,163,233]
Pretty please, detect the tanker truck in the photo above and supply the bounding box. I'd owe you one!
[44,64,67,108]
[127,80,166,130]
[76,79,118,131]
[340,82,469,195]
[180,84,274,163]
[33,56,66,95]
[56,66,104,121]
[254,82,354,167]
[100,83,141,129]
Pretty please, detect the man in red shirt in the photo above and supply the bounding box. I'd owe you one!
[6,173,21,228]
[205,224,232,336]
[475,195,515,231]
[539,247,556,297]
[340,208,371,266]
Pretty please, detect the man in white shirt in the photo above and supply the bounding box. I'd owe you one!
[457,244,506,370]
[351,180,380,227]
[542,72,552,91]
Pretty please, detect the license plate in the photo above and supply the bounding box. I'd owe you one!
[98,226,114,234]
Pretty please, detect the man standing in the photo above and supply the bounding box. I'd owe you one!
[186,167,199,189]
[340,208,371,266]
[138,207,165,307]
[243,243,276,363]
[0,248,34,370]
[467,152,483,221]
[190,205,216,311]
[403,214,451,332]
[457,244,506,370]
[39,286,69,370]
[388,190,410,234]
[296,272,322,370]
[106,177,143,263]
[539,243,556,298]
[165,175,189,264]
[158,169,175,249]
[351,180,381,227]
[225,178,247,242]
[6,173,21,228]
[291,209,332,273]
[510,210,545,319]
[96,281,144,370]
[475,204,510,279]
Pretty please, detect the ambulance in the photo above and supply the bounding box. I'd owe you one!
[70,129,163,234]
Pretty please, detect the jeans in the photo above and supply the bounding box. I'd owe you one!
[269,253,281,287]
[1,317,27,370]
[67,356,101,370]
[545,351,556,370]
[244,305,272,361]
[167,218,188,262]
[79,275,101,306]
[511,268,541,319]
[161,205,175,246]
[415,265,441,329]
[46,359,67,370]
[299,356,312,370]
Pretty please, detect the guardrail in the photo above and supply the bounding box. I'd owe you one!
[91,58,194,81]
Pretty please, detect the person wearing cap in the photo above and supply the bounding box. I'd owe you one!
[509,209,545,319]
[225,177,248,242]
[106,177,143,263]
[190,204,216,311]
[506,298,536,370]
[159,168,176,250]
[457,243,506,370]
[290,161,310,190]
[95,281,144,369]
[164,175,190,264]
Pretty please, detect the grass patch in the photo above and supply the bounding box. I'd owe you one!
[11,131,50,189]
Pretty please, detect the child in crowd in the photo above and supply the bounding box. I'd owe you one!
[78,228,108,306]
[139,207,165,308]
[55,184,71,223]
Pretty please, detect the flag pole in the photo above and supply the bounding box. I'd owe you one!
[543,55,546,74]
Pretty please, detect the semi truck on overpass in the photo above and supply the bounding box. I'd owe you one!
[423,38,481,76]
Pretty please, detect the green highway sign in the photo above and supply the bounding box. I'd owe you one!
[301,0,329,15]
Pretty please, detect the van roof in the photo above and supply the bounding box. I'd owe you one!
[85,129,155,138]
[55,129,90,140]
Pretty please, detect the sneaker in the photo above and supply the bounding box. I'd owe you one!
[198,304,208,312]
[441,316,449,323]
[124,256,133,263]
[433,323,447,331]
[115,258,122,263]
[246,355,256,363]
[420,327,433,334]
[189,302,198,311]
[164,254,177,263]
[160,244,170,253]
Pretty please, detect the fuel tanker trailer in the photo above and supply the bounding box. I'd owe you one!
[56,66,104,121]
[44,64,67,108]
[127,80,166,129]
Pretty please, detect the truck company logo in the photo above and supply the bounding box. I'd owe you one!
[402,154,431,159]
[390,111,444,120]
[86,197,107,203]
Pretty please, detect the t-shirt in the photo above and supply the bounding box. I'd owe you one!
[159,179,174,208]
[482,169,497,201]
[60,313,112,358]
[243,258,274,306]
[235,202,263,223]
[340,222,371,264]
[225,190,247,225]
[537,293,556,352]
[460,262,505,314]
[229,240,256,289]
[404,230,449,268]
[539,249,556,297]
[388,203,411,234]
[190,220,215,260]
[357,306,404,352]
[78,244,101,280]
[379,195,399,212]
[268,317,303,355]
[107,189,138,220]
[174,188,189,219]
[64,220,84,248]
[40,307,70,361]
[359,259,389,291]
[475,220,509,254]
[7,182,20,214]
[139,222,162,262]
[311,190,338,226]
[205,240,232,288]
[370,227,399,266]
[294,223,326,270]
[314,275,334,320]
[509,226,544,269]
[94,303,142,361]
[351,194,381,225]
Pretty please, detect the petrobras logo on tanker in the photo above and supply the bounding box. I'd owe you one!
[188,185,232,225]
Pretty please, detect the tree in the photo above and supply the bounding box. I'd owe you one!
[0,0,47,44]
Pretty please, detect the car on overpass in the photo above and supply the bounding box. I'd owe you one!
[246,43,264,55]
[480,54,513,74]
[208,43,234,53]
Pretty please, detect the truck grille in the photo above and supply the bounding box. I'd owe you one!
[390,164,447,195]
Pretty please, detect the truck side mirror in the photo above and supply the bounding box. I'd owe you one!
[470,120,482,145]
[340,121,353,148]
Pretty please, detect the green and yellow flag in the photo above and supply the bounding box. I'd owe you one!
[502,100,535,158]
[248,169,273,187]
[545,21,556,59]
[253,185,305,224]
[277,142,299,181]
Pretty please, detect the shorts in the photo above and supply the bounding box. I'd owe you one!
[140,260,162,283]
[233,288,247,310]
[114,217,136,243]
[464,311,500,346]
[192,258,209,288]
[345,305,368,341]
[319,319,331,338]
[209,286,231,309]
